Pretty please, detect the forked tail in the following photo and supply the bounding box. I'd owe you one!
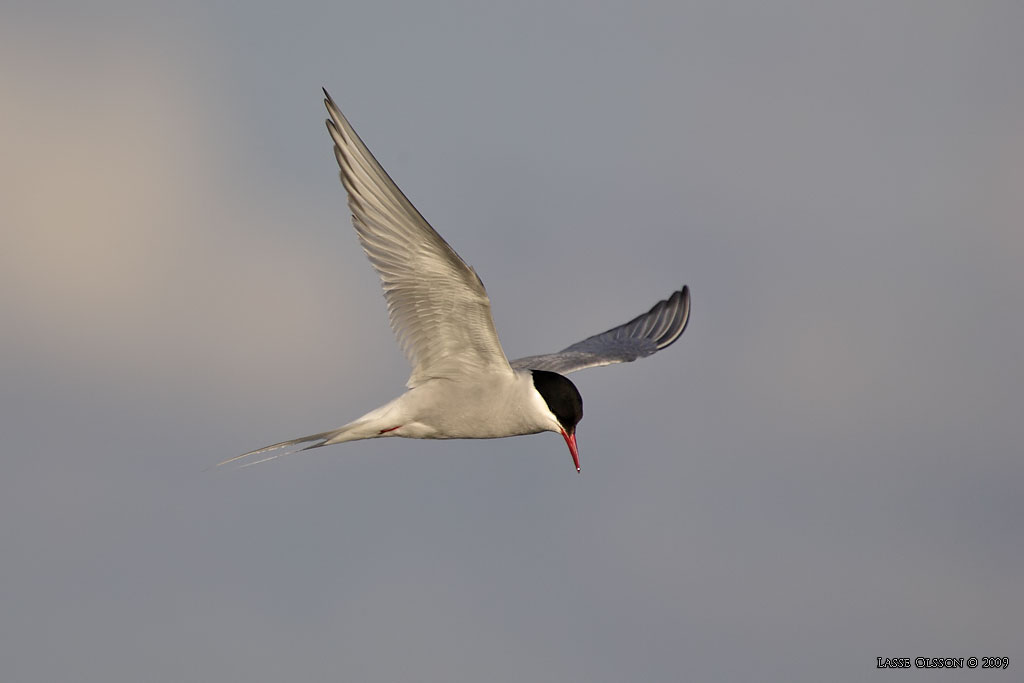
[217,421,371,469]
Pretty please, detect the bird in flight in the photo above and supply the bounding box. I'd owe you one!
[223,90,690,472]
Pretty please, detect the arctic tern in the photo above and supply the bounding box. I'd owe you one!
[223,91,690,472]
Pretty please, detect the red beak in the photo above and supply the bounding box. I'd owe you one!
[561,429,580,473]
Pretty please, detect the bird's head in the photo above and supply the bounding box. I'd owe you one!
[530,369,584,472]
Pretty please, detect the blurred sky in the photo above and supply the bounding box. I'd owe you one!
[2,1,1023,681]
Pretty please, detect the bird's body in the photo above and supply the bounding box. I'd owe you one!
[224,91,690,472]
[333,370,562,443]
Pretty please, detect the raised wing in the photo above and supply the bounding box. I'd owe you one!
[511,286,690,374]
[324,91,512,387]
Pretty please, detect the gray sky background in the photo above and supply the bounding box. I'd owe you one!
[3,2,1023,681]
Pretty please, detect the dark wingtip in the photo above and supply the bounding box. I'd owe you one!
[677,285,691,338]
[323,89,335,130]
[649,284,690,351]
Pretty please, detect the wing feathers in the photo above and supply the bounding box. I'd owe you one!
[510,286,690,374]
[324,91,511,386]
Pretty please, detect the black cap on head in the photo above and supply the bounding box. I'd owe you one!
[531,370,583,433]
